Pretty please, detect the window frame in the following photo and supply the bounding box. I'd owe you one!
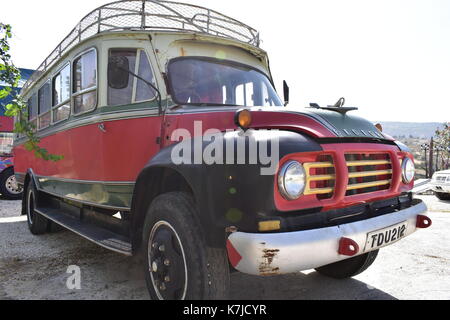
[107,47,158,107]
[37,79,52,130]
[27,93,38,131]
[166,56,282,107]
[133,49,158,104]
[72,47,98,116]
[51,62,72,125]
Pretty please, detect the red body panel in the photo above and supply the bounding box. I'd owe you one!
[163,109,336,148]
[0,116,13,132]
[14,108,410,214]
[14,117,162,181]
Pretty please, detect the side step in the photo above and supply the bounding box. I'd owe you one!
[35,206,132,256]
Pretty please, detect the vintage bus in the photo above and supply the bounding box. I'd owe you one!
[14,0,430,300]
[0,68,33,199]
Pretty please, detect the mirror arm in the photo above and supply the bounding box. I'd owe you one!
[283,80,289,106]
[118,66,163,115]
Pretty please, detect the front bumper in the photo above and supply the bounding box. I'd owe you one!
[431,183,450,193]
[227,200,428,276]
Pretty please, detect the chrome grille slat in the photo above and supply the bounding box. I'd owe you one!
[303,153,393,197]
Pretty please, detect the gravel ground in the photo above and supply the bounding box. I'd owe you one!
[0,194,449,300]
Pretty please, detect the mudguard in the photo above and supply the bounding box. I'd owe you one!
[131,130,322,248]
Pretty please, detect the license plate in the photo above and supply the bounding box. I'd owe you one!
[364,222,408,252]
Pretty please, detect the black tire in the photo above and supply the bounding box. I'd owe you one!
[0,168,23,200]
[25,180,49,235]
[435,192,450,201]
[142,192,230,300]
[315,250,379,279]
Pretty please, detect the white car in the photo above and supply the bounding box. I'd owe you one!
[431,170,450,200]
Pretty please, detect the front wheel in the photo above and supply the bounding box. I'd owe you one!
[0,168,23,200]
[315,250,379,279]
[143,192,230,300]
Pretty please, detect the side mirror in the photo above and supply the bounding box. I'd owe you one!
[108,56,130,89]
[283,80,289,106]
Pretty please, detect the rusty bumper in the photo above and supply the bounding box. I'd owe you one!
[227,200,428,276]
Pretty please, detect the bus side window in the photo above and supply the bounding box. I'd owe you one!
[108,49,137,106]
[52,64,71,123]
[73,49,97,115]
[28,94,38,131]
[135,50,156,102]
[107,48,156,106]
[38,80,51,129]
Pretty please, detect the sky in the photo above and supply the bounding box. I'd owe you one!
[2,0,450,122]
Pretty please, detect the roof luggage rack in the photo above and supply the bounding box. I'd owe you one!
[22,0,260,92]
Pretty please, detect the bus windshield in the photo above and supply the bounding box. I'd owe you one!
[168,58,283,107]
[0,132,14,155]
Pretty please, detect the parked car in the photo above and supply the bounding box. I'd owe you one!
[0,68,33,200]
[0,156,23,200]
[14,0,431,300]
[431,170,450,200]
[0,132,22,199]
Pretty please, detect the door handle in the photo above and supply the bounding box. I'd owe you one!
[98,123,106,133]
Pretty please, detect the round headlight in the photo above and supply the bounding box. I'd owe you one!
[278,161,306,200]
[402,158,415,183]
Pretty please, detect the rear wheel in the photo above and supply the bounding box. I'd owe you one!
[0,168,23,200]
[435,192,450,201]
[143,192,230,300]
[25,180,49,235]
[315,250,379,279]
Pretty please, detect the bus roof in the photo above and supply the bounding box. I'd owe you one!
[22,0,260,93]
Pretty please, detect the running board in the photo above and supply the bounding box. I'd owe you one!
[35,207,132,256]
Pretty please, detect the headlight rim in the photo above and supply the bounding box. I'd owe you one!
[402,157,415,184]
[278,160,306,200]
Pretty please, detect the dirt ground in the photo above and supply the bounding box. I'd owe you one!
[0,194,449,300]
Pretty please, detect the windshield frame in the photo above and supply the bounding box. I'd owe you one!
[166,56,282,108]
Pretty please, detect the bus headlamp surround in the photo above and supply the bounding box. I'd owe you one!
[402,157,415,183]
[278,161,306,200]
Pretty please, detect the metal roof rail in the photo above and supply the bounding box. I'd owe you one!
[22,0,260,93]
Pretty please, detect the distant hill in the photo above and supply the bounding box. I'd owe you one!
[376,122,445,139]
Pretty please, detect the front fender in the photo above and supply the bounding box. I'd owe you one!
[131,130,322,248]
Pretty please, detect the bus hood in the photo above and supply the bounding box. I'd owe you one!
[250,107,392,141]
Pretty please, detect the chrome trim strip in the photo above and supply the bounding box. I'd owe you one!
[14,108,160,145]
[36,188,131,211]
[36,175,135,186]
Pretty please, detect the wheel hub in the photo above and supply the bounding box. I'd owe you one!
[148,222,187,300]
[5,175,22,195]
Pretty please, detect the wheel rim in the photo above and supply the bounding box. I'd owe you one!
[5,174,23,195]
[148,221,188,300]
[27,189,35,226]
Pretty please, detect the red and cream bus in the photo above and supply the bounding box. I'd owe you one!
[14,0,430,300]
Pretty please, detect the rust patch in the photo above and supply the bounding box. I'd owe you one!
[259,249,280,275]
